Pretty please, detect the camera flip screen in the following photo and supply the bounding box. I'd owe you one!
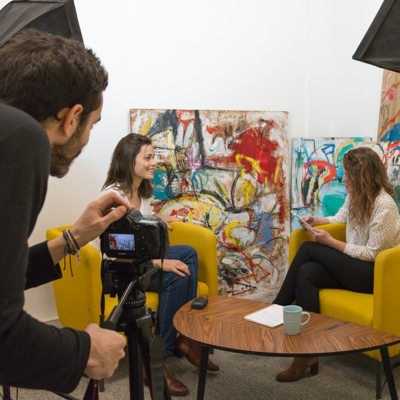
[108,233,135,251]
[101,209,169,259]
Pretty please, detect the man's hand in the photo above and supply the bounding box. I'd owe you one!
[70,192,134,247]
[84,324,126,380]
[47,193,133,270]
[154,213,181,231]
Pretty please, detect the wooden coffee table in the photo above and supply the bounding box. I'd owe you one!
[173,295,400,400]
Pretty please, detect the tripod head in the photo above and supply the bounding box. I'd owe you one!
[102,259,158,331]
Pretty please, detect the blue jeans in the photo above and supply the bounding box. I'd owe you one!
[147,245,198,356]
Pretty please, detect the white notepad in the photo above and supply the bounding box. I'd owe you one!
[244,304,284,328]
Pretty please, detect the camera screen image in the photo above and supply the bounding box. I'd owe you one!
[101,210,169,259]
[108,233,135,251]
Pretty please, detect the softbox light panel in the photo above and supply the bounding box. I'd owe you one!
[0,0,83,48]
[353,0,400,72]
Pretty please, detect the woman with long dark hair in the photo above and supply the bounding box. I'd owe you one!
[101,133,219,396]
[274,147,400,382]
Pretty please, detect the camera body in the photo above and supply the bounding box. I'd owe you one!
[100,209,169,260]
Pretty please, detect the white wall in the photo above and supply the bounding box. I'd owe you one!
[0,0,383,321]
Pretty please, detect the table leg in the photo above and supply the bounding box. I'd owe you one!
[380,346,398,400]
[196,346,209,400]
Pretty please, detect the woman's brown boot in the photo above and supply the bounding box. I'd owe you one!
[175,335,220,371]
[276,357,319,382]
[143,365,189,396]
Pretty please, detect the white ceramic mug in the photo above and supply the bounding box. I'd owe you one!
[283,305,311,335]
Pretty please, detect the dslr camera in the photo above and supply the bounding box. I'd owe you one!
[100,210,169,282]
[100,210,169,275]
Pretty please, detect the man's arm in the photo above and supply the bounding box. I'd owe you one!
[44,192,132,380]
[27,236,127,384]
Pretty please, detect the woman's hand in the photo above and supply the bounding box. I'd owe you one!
[303,215,318,227]
[153,259,191,277]
[303,215,330,226]
[309,228,333,245]
[308,228,346,252]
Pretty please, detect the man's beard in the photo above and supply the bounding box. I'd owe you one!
[50,122,85,178]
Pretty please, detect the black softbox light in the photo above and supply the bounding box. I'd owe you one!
[0,0,83,48]
[353,0,400,72]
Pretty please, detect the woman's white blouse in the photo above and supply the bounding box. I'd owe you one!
[327,190,400,262]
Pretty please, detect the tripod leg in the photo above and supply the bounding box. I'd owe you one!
[2,386,11,400]
[126,324,145,400]
[134,313,171,400]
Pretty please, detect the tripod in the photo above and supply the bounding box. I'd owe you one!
[1,261,170,400]
[101,260,171,400]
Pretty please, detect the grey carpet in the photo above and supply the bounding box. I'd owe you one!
[10,349,400,399]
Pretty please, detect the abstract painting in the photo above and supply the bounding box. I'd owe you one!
[291,137,372,230]
[130,109,290,301]
[379,70,400,141]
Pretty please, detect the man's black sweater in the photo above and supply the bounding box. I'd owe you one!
[0,103,90,393]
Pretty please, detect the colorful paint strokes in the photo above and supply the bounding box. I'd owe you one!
[379,70,400,141]
[130,109,290,301]
[291,137,372,230]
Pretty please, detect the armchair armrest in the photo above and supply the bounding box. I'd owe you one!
[168,221,218,295]
[373,245,400,335]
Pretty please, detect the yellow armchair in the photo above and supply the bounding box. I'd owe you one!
[46,221,218,331]
[289,223,400,398]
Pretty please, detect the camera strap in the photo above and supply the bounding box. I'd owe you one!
[82,379,99,400]
[149,258,167,400]
[154,224,168,336]
[149,333,166,399]
[99,259,110,325]
[154,260,163,337]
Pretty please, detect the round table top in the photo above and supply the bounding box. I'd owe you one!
[173,295,400,357]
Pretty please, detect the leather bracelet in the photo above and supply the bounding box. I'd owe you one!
[67,229,80,252]
[62,229,80,256]
[62,229,80,273]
